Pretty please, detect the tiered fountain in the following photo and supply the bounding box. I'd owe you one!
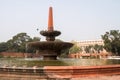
[28,7,73,60]
[0,6,120,79]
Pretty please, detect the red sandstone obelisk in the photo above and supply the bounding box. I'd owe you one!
[48,7,54,31]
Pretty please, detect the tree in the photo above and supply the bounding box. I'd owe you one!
[101,30,120,56]
[0,42,8,52]
[84,45,92,53]
[26,37,40,53]
[0,32,41,53]
[69,45,82,53]
[7,33,33,52]
[55,39,63,42]
[33,37,40,41]
[93,44,103,53]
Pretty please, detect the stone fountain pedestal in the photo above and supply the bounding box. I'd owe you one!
[39,51,57,60]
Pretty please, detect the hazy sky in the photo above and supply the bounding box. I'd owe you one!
[0,0,120,42]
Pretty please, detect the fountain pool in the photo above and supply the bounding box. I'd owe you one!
[0,58,120,67]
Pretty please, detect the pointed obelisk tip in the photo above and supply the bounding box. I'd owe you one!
[48,6,54,31]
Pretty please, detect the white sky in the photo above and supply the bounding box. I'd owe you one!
[0,0,120,42]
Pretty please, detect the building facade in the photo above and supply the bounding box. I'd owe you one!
[76,40,107,53]
[69,40,109,58]
[76,40,104,47]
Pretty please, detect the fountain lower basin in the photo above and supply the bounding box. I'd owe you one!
[0,58,120,79]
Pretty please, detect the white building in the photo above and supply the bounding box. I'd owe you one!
[73,40,106,53]
[76,40,104,47]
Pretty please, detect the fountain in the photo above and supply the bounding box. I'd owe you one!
[28,7,73,60]
[0,6,120,80]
